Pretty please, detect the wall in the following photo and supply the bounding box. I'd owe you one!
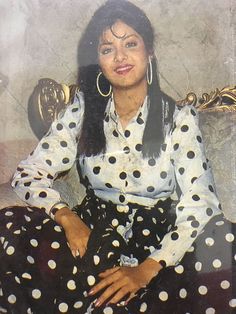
[0,0,235,183]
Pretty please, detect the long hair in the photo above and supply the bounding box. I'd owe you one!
[77,0,175,157]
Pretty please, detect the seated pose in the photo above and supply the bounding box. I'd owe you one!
[0,1,235,313]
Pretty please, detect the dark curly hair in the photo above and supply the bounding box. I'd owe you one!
[77,0,175,157]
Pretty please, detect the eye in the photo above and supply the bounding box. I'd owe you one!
[125,41,138,48]
[100,47,113,55]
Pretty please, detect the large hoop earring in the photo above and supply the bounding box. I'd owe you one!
[96,72,112,97]
[147,56,153,85]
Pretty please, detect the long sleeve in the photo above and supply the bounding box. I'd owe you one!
[11,91,85,218]
[149,105,221,267]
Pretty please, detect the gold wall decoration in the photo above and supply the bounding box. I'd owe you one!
[177,86,236,112]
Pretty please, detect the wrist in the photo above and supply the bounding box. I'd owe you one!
[54,207,74,226]
[139,258,163,281]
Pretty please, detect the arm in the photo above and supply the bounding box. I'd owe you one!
[12,91,84,219]
[12,92,90,257]
[148,104,221,267]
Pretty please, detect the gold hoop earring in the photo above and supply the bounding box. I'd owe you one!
[96,72,112,97]
[147,56,153,85]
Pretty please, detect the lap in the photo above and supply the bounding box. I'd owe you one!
[0,204,235,314]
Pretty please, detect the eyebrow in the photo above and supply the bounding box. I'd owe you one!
[99,34,139,47]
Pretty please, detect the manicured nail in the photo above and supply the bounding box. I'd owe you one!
[95,300,101,307]
[88,289,94,295]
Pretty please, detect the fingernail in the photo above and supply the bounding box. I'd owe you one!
[88,289,94,295]
[95,300,101,307]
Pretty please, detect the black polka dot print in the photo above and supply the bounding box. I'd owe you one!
[62,158,69,164]
[119,172,127,180]
[108,157,116,164]
[123,146,130,154]
[93,167,101,175]
[60,141,67,147]
[69,122,76,129]
[42,142,49,149]
[181,125,189,132]
[46,159,52,166]
[133,170,141,178]
[124,130,130,137]
[187,151,195,159]
[173,143,179,151]
[112,130,119,137]
[148,158,156,166]
[56,123,63,131]
[135,143,142,152]
[39,191,47,198]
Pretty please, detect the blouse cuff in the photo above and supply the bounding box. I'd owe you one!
[49,201,69,220]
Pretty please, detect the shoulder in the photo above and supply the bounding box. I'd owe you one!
[57,90,85,121]
[173,104,199,126]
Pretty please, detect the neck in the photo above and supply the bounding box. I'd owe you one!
[112,81,148,118]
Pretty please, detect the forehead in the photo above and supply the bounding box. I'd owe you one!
[99,20,141,43]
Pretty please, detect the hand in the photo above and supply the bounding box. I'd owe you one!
[89,258,162,307]
[55,207,91,258]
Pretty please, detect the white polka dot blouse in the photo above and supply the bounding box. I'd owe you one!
[12,91,221,267]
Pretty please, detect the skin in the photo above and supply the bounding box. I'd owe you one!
[55,20,162,307]
[98,20,151,130]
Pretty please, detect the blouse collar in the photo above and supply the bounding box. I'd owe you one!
[104,94,149,124]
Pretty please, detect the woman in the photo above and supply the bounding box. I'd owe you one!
[0,0,235,313]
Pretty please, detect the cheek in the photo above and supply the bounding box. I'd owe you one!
[99,57,112,75]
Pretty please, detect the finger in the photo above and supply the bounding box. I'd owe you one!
[78,247,86,258]
[95,282,125,307]
[109,287,132,305]
[124,292,137,305]
[99,266,120,278]
[89,270,120,295]
[71,249,79,258]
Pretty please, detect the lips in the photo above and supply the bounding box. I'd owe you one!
[114,64,134,75]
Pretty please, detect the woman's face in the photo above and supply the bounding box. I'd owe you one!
[98,20,150,90]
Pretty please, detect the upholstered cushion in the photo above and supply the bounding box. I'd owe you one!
[199,112,236,222]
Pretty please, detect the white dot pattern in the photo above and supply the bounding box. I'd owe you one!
[225,233,234,242]
[175,264,184,274]
[179,288,187,299]
[195,261,202,272]
[0,94,234,313]
[48,260,56,269]
[229,299,236,307]
[74,301,83,309]
[103,307,113,314]
[205,308,215,314]
[205,237,214,246]
[8,294,16,304]
[58,302,68,313]
[198,285,208,295]
[32,289,41,299]
[212,259,222,269]
[87,275,95,286]
[220,280,230,289]
[140,302,148,312]
[159,291,168,301]
[67,280,76,290]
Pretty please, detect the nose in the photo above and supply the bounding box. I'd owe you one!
[114,47,127,63]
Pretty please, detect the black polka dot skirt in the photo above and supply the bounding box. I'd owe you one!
[0,195,235,314]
